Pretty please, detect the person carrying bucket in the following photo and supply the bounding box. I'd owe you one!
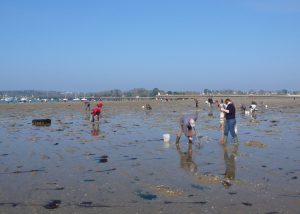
[91,101,103,122]
[176,111,198,144]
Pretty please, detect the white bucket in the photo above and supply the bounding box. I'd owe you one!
[163,134,170,142]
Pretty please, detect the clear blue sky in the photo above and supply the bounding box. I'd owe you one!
[1,0,299,92]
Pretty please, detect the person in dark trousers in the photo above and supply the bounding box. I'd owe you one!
[194,98,199,108]
[84,100,91,112]
[176,111,198,144]
[221,98,238,144]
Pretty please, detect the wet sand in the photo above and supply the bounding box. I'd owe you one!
[0,97,300,214]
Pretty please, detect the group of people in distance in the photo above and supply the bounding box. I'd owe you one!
[176,98,238,145]
[86,97,238,145]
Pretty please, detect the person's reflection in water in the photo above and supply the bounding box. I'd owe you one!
[250,110,257,121]
[91,123,100,136]
[222,143,239,188]
[176,143,197,175]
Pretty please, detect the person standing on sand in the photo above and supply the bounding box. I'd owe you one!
[220,98,238,144]
[84,100,91,112]
[194,98,199,108]
[218,99,226,127]
[216,99,226,143]
[176,111,198,144]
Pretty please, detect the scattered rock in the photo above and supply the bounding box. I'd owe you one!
[32,119,51,126]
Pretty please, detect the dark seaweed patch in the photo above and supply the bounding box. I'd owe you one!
[242,202,253,206]
[95,168,116,173]
[164,201,207,205]
[137,191,157,200]
[78,202,112,208]
[84,179,95,182]
[79,201,93,207]
[121,157,138,161]
[36,187,64,191]
[0,202,18,207]
[43,200,61,209]
[95,155,108,163]
[228,192,237,195]
[279,193,300,198]
[0,169,45,174]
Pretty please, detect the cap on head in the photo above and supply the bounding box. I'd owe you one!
[189,119,195,127]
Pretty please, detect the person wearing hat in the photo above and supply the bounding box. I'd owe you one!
[176,112,198,144]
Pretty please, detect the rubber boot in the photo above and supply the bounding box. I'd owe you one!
[233,136,239,144]
[175,136,180,144]
[222,136,227,145]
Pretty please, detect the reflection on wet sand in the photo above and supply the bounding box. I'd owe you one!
[222,143,239,188]
[91,123,100,136]
[176,143,197,175]
[0,98,300,213]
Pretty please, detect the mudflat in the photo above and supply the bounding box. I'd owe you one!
[0,97,299,214]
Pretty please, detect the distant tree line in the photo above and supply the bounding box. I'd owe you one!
[1,88,299,99]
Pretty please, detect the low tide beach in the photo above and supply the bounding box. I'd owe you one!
[0,97,299,214]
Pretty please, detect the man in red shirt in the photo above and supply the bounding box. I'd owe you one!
[91,101,102,122]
